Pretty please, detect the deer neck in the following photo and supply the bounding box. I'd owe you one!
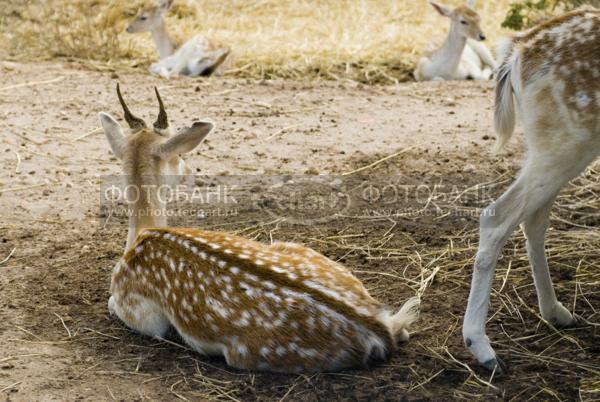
[151,20,176,59]
[436,23,467,72]
[125,180,168,251]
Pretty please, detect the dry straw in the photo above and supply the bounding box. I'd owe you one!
[0,0,513,82]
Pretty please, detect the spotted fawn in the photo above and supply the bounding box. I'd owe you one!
[99,84,419,373]
[463,8,600,372]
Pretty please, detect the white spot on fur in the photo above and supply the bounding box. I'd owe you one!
[270,266,286,274]
[237,344,248,356]
[244,273,259,282]
[576,91,592,108]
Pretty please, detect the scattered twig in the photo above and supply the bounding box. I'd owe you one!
[0,183,47,194]
[54,312,72,337]
[209,89,239,97]
[0,248,16,266]
[10,149,21,173]
[82,327,120,340]
[74,127,103,142]
[341,147,415,176]
[0,354,43,363]
[0,76,64,92]
[266,124,303,140]
[0,381,22,393]
[106,385,117,401]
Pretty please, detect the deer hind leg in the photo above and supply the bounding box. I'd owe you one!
[221,345,270,372]
[108,293,170,338]
[521,198,575,327]
[463,176,530,370]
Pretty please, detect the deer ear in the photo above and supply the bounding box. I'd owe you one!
[430,1,453,17]
[99,112,126,159]
[154,121,214,158]
[159,0,174,11]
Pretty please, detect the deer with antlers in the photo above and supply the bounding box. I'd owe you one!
[126,0,231,78]
[462,8,600,372]
[98,84,418,373]
[414,1,497,81]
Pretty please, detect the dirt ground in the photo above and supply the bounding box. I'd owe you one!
[1,61,598,401]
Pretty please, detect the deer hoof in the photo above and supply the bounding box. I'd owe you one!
[482,356,507,374]
[549,303,576,328]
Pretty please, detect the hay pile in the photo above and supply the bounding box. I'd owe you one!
[0,0,513,82]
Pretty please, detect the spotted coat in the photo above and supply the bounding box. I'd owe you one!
[111,228,401,373]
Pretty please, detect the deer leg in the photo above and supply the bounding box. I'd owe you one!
[464,151,594,371]
[463,178,527,372]
[482,67,493,80]
[460,58,484,80]
[109,293,170,338]
[522,198,575,327]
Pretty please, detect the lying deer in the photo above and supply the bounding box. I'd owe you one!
[463,8,600,372]
[98,84,419,373]
[414,1,497,81]
[126,0,231,78]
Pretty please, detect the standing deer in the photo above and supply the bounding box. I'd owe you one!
[126,0,231,78]
[98,84,419,373]
[414,1,497,81]
[463,8,600,372]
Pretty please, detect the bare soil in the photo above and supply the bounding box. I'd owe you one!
[0,61,598,401]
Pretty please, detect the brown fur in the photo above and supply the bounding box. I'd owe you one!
[103,90,416,373]
[455,5,480,22]
[504,7,600,134]
[112,228,394,372]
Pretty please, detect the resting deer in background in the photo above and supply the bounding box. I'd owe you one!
[126,0,231,79]
[463,8,600,372]
[98,84,419,373]
[414,1,496,81]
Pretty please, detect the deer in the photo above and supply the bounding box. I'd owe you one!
[414,1,497,81]
[462,8,600,373]
[126,0,231,79]
[98,84,419,373]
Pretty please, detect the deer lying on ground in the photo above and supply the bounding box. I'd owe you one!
[126,0,230,79]
[98,84,418,373]
[414,1,496,81]
[463,8,600,372]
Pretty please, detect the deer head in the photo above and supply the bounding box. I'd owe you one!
[98,83,214,249]
[430,1,487,42]
[126,0,174,33]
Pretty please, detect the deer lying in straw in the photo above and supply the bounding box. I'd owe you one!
[98,84,418,373]
[126,0,230,79]
[463,8,600,372]
[414,1,496,81]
